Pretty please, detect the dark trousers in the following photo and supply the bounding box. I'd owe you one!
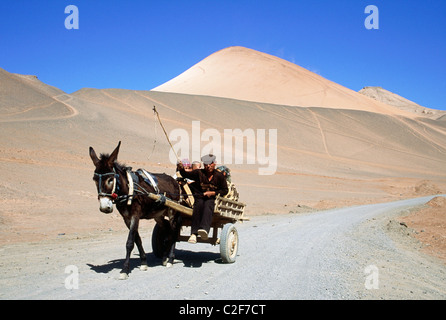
[191,197,215,234]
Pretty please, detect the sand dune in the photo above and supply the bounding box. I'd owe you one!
[0,47,446,244]
[359,86,446,120]
[0,68,75,122]
[153,46,414,117]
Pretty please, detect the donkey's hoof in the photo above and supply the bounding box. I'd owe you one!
[162,257,168,266]
[119,273,129,280]
[140,265,148,271]
[166,262,173,268]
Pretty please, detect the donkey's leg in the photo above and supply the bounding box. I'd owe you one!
[134,231,148,271]
[166,213,182,268]
[165,242,176,268]
[160,219,171,266]
[120,216,139,280]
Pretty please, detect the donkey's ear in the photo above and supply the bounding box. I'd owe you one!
[89,146,100,167]
[108,141,121,166]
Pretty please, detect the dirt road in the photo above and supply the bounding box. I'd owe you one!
[0,195,445,300]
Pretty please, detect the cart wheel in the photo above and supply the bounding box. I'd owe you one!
[152,222,168,259]
[220,223,239,263]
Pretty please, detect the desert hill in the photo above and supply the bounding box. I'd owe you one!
[1,45,446,244]
[153,46,414,117]
[0,68,75,122]
[359,86,446,120]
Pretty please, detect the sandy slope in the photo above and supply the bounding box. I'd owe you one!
[153,46,414,117]
[359,86,446,120]
[0,68,75,122]
[399,196,446,263]
[1,59,446,246]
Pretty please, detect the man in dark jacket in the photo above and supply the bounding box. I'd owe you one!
[177,154,228,243]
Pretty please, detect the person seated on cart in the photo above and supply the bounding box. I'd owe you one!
[217,165,239,201]
[177,154,228,244]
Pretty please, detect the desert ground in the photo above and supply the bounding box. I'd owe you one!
[0,47,445,299]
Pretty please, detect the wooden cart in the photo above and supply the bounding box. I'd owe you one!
[149,194,248,263]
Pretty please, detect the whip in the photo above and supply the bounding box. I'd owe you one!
[152,105,181,163]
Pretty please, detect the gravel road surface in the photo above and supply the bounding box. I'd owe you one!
[1,195,445,300]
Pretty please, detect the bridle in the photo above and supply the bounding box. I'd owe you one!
[94,167,154,206]
[94,169,119,201]
[94,166,169,208]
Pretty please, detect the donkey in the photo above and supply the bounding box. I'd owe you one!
[89,141,182,280]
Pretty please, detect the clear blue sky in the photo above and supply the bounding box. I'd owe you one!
[1,0,445,110]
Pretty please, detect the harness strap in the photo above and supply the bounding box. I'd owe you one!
[138,168,160,194]
[126,170,134,206]
[96,167,169,208]
[111,169,117,195]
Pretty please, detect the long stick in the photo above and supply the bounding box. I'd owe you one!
[146,192,193,217]
[152,106,181,162]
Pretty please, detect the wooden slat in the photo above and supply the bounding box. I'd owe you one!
[146,193,247,222]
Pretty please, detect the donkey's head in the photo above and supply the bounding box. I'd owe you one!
[89,141,121,213]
